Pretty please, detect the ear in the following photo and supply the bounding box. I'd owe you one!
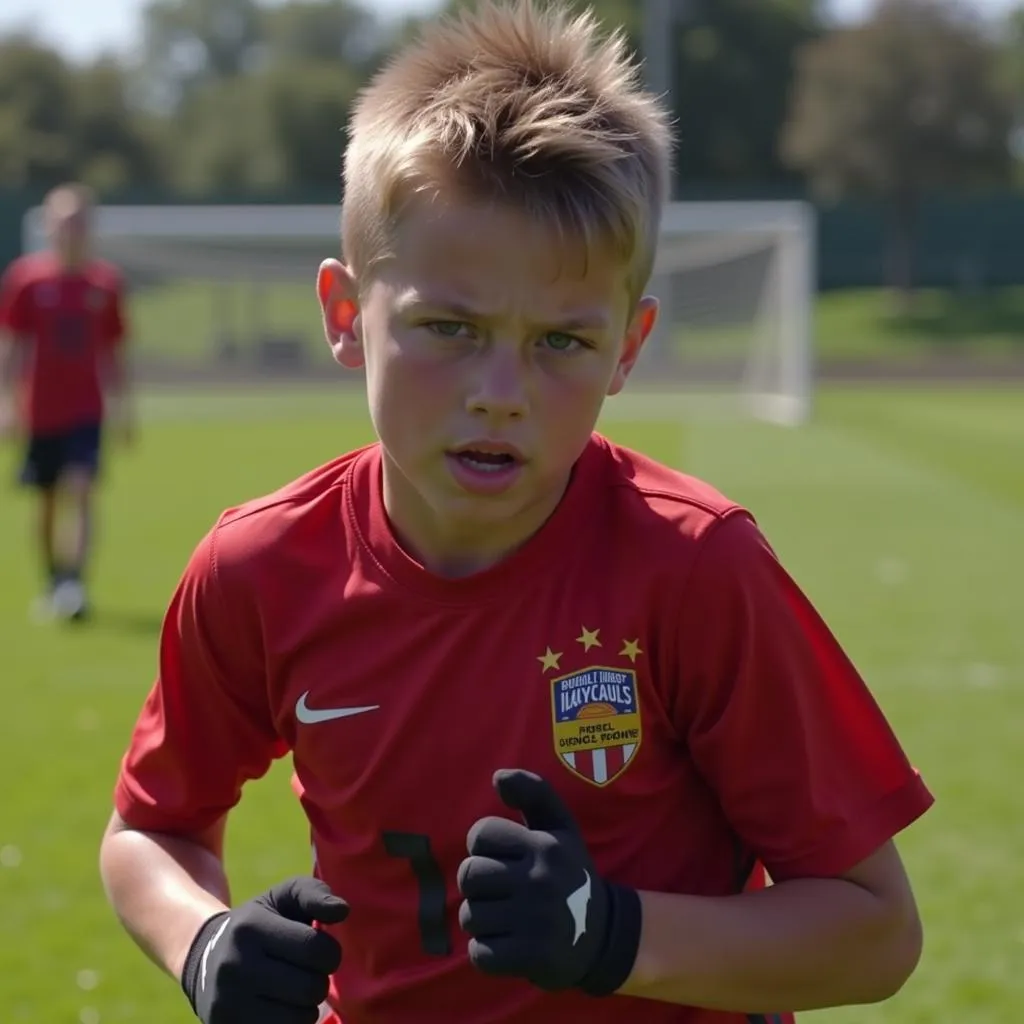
[607,296,658,396]
[316,259,363,369]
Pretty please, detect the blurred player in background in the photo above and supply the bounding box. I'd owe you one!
[0,182,133,622]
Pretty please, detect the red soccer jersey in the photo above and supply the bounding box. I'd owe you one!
[0,251,125,434]
[115,435,933,1024]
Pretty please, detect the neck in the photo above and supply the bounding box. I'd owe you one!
[56,247,87,271]
[380,452,569,579]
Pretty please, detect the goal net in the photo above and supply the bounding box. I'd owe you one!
[22,200,815,425]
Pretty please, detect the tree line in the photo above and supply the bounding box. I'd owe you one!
[1,0,1022,291]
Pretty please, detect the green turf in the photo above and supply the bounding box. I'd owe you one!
[1,385,1021,1022]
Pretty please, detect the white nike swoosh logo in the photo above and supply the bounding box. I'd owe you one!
[200,916,231,992]
[295,691,380,724]
[567,870,592,946]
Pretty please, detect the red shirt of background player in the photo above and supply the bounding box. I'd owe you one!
[114,435,934,1024]
[0,250,126,435]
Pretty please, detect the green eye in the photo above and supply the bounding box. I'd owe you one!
[428,321,466,337]
[544,332,581,352]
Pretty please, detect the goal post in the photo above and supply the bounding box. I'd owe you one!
[22,199,815,423]
[646,199,816,426]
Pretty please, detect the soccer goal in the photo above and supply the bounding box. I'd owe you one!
[22,199,815,424]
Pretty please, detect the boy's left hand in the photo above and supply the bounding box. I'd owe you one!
[457,769,641,996]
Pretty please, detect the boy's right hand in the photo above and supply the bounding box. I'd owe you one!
[180,876,348,1024]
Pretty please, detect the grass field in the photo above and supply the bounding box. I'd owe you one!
[1,383,1022,1023]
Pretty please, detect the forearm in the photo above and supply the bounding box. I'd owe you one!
[0,333,22,394]
[99,825,231,980]
[102,349,132,412]
[618,878,921,1013]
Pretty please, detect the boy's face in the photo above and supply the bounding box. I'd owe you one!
[318,193,657,572]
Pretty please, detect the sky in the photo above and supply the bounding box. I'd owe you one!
[0,0,1016,61]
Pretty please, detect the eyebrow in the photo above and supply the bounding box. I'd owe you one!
[397,294,612,332]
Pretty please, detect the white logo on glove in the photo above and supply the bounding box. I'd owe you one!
[566,870,592,945]
[200,917,232,992]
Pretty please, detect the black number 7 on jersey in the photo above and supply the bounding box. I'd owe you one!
[383,830,453,956]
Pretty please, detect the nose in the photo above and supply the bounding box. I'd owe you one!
[466,344,529,421]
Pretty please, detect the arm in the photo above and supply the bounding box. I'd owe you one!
[99,273,135,441]
[100,343,135,442]
[99,811,231,979]
[0,329,26,385]
[0,334,25,430]
[0,264,28,434]
[630,511,933,1013]
[621,842,922,1011]
[100,523,286,978]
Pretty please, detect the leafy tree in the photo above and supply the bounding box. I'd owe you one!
[782,0,1012,300]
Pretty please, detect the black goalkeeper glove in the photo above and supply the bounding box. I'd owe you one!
[457,769,642,997]
[180,876,349,1024]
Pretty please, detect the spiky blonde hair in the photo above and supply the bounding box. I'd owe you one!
[341,0,674,301]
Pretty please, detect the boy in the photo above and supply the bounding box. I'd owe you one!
[0,182,133,621]
[99,3,933,1023]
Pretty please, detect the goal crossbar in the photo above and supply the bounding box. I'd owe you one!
[23,200,816,426]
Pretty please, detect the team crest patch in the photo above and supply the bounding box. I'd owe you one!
[551,667,642,787]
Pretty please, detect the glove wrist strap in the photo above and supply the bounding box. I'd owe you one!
[580,882,643,998]
[180,911,230,1011]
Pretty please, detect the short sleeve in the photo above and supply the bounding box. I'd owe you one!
[677,511,934,882]
[0,262,32,336]
[114,522,288,834]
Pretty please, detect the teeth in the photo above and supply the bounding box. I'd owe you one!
[462,455,509,473]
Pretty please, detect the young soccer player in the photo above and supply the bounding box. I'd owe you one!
[0,182,132,621]
[99,3,933,1022]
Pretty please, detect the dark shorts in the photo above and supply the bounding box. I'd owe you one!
[18,422,102,490]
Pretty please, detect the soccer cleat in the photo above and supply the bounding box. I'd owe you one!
[30,592,56,624]
[50,578,88,621]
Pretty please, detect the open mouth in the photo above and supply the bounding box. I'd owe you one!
[450,450,520,474]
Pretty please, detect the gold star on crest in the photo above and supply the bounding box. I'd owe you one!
[538,647,562,672]
[576,626,601,652]
[620,638,643,663]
